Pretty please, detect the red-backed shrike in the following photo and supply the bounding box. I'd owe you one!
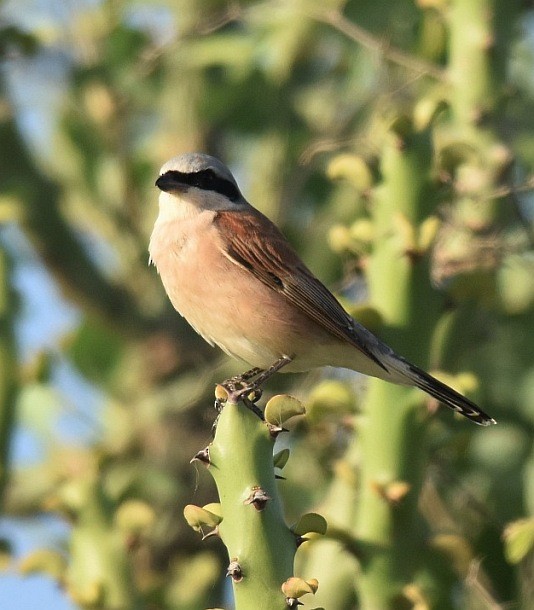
[149,153,495,426]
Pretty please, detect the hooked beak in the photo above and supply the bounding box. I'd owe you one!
[155,172,187,193]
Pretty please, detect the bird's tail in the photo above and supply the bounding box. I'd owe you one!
[386,357,496,426]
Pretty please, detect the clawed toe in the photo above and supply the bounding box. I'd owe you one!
[216,356,293,420]
[222,366,263,390]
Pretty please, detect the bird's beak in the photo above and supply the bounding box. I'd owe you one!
[155,172,186,193]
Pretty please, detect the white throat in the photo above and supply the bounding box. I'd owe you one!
[156,191,199,223]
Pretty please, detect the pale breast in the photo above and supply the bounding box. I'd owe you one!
[149,212,340,369]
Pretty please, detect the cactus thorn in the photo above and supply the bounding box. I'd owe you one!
[267,423,288,438]
[244,487,271,511]
[191,447,211,465]
[226,559,243,582]
[201,526,219,541]
[286,598,303,607]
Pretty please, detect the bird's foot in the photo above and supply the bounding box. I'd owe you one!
[216,367,264,412]
[216,356,293,419]
[222,367,263,390]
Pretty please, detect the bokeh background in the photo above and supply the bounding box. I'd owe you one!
[1,0,534,608]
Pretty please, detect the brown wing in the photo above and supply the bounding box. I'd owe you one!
[214,208,388,372]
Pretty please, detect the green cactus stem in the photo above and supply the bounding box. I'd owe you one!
[208,396,296,610]
[354,122,449,609]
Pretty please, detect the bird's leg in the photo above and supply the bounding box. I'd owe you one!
[236,366,264,383]
[217,356,292,419]
[221,366,264,392]
[216,367,265,413]
[230,355,293,401]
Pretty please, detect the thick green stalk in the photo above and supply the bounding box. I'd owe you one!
[0,248,17,510]
[296,460,359,609]
[448,0,518,130]
[448,0,499,129]
[446,0,519,229]
[354,126,445,609]
[209,399,295,610]
[66,477,143,610]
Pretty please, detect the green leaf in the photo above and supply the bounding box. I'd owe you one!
[264,394,305,426]
[19,549,67,579]
[183,505,222,533]
[291,513,328,537]
[306,380,356,423]
[17,382,61,434]
[327,154,373,191]
[115,500,155,533]
[281,576,315,599]
[503,518,534,564]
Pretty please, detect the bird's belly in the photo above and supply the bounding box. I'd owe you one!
[153,244,335,371]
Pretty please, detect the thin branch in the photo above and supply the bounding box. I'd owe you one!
[462,176,534,247]
[490,175,534,199]
[196,1,242,35]
[312,8,446,81]
[138,3,243,76]
[466,560,511,610]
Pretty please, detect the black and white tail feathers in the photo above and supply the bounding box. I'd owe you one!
[386,356,496,426]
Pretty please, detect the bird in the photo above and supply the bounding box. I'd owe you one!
[149,152,496,426]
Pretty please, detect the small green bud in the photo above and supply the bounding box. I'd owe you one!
[327,225,353,253]
[291,513,328,538]
[503,518,534,565]
[349,218,374,244]
[394,212,417,253]
[115,500,155,533]
[183,504,222,534]
[264,395,306,426]
[282,576,319,599]
[498,255,534,314]
[307,380,355,423]
[202,503,222,519]
[327,154,373,192]
[417,215,441,253]
[19,549,67,579]
[413,96,447,131]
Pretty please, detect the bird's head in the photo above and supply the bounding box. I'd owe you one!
[155,153,246,216]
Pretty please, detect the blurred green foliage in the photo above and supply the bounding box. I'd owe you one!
[0,0,533,608]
